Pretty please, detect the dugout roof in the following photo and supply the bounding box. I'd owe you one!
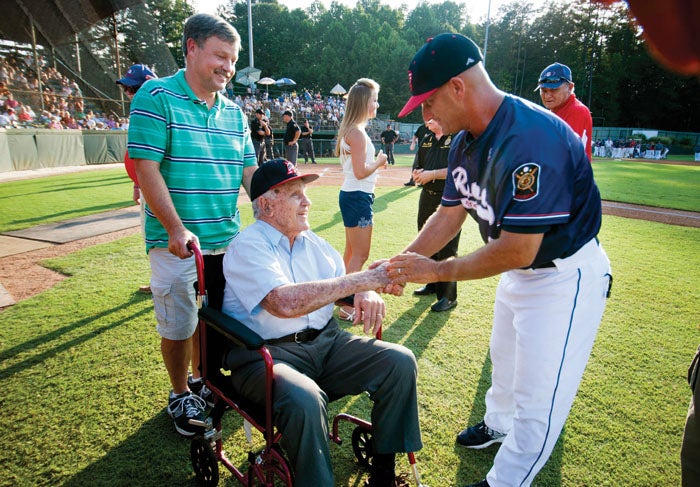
[1,0,145,47]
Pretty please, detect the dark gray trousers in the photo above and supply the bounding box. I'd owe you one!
[225,320,422,486]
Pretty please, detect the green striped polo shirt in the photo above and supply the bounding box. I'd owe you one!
[128,69,257,252]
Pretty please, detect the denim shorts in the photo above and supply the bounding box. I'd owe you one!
[339,190,374,228]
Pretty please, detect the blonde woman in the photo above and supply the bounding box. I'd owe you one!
[335,78,387,321]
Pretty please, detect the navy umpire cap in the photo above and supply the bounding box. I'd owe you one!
[116,64,156,87]
[535,62,573,91]
[250,158,319,201]
[398,33,483,117]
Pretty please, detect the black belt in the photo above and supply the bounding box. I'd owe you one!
[530,261,556,269]
[422,187,444,196]
[266,328,323,345]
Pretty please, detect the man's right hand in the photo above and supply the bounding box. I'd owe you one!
[168,228,200,259]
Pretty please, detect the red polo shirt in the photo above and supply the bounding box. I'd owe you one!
[552,94,593,162]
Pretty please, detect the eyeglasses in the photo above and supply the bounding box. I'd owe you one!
[538,77,568,85]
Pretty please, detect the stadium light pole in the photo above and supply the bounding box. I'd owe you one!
[483,0,492,67]
[247,0,254,67]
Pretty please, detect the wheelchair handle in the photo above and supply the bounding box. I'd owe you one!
[187,241,207,302]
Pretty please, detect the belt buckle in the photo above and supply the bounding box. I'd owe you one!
[294,331,303,343]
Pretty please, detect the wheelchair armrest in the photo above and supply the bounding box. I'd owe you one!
[198,307,264,350]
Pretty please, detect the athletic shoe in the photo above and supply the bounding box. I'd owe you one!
[403,181,415,186]
[456,421,506,449]
[167,391,207,437]
[188,375,215,407]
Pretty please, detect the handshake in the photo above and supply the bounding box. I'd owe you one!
[367,252,438,296]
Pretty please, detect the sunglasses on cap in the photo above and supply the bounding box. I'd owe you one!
[538,77,569,85]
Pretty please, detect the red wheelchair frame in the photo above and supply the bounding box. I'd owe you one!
[187,243,424,486]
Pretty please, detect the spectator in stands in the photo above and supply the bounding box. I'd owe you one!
[0,109,12,128]
[62,110,79,129]
[47,116,62,130]
[17,104,33,124]
[4,92,19,111]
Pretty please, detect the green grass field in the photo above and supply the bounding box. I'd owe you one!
[0,157,698,233]
[0,164,698,486]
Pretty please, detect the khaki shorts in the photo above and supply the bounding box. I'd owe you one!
[149,248,198,341]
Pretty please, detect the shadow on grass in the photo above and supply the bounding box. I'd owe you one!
[311,186,416,235]
[0,298,151,381]
[4,201,133,229]
[383,295,451,360]
[452,349,565,486]
[63,412,200,487]
[0,174,129,200]
[374,187,416,215]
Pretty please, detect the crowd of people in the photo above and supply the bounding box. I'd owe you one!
[0,51,132,131]
[593,138,670,159]
[0,46,350,139]
[228,86,347,133]
[0,53,131,131]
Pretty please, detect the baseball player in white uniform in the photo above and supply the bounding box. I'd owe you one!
[384,33,613,487]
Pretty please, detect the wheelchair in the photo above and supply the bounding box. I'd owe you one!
[187,244,425,486]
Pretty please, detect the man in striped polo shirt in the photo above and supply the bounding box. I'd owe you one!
[129,13,258,437]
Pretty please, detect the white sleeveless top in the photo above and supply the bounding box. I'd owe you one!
[339,130,378,193]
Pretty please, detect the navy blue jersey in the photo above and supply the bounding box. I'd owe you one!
[441,95,601,267]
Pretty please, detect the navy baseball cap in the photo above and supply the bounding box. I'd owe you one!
[398,33,483,118]
[250,159,319,201]
[116,64,156,87]
[535,62,573,91]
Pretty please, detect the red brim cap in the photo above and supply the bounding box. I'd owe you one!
[398,88,438,118]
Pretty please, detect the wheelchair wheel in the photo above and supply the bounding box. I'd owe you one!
[351,426,374,469]
[249,444,294,486]
[191,437,219,486]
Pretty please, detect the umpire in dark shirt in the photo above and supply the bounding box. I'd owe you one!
[380,123,398,165]
[250,108,270,165]
[410,119,460,312]
[282,109,301,165]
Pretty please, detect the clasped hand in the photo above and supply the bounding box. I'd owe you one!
[369,252,438,296]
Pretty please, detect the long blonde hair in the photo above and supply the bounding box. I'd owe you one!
[334,78,380,157]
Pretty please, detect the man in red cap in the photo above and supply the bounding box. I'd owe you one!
[221,158,423,487]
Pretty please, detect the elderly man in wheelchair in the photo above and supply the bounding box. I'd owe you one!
[217,159,423,486]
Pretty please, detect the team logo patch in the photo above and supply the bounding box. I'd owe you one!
[285,160,297,175]
[512,163,540,201]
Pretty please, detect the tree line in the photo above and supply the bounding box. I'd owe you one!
[118,0,699,132]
